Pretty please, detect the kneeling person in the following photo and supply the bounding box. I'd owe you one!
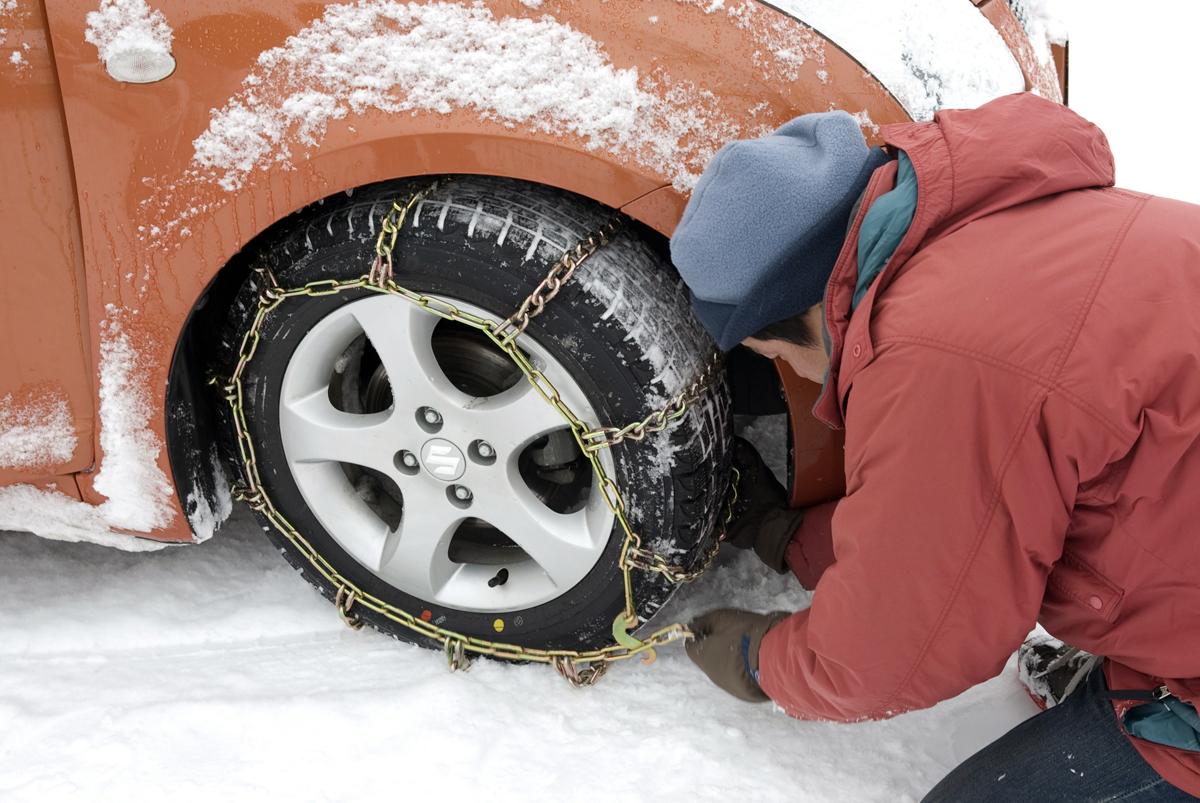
[671,94,1200,801]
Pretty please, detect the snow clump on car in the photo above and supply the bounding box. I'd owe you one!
[93,309,175,533]
[84,0,174,83]
[0,392,76,469]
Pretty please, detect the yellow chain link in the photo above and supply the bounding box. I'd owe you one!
[581,356,725,454]
[368,183,441,286]
[224,187,735,686]
[491,218,622,348]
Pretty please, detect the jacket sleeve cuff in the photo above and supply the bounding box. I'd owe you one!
[784,499,839,590]
[756,609,816,716]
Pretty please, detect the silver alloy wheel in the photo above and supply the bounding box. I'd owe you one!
[278,294,616,613]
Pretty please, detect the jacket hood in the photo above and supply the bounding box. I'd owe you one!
[814,93,1117,431]
[884,93,1116,246]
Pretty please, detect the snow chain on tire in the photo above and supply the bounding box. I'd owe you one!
[221,184,738,687]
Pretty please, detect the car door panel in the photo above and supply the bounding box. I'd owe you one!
[0,0,94,486]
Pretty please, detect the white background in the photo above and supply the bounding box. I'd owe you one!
[1063,0,1200,203]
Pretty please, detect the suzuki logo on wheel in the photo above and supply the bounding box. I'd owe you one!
[420,439,466,482]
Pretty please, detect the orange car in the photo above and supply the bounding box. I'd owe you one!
[0,0,1065,660]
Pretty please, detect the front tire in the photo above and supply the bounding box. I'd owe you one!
[222,176,731,652]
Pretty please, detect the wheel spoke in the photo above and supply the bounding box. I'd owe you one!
[348,295,472,413]
[469,379,574,458]
[290,461,394,570]
[280,388,396,473]
[377,496,463,600]
[472,468,605,589]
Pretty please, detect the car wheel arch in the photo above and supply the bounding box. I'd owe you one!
[162,156,681,544]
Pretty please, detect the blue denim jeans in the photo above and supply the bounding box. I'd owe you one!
[924,666,1199,801]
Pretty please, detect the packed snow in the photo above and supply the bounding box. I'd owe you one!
[192,1,744,192]
[0,392,75,469]
[0,420,1039,802]
[765,0,1026,121]
[0,483,166,552]
[92,310,174,533]
[83,0,172,67]
[184,454,233,543]
[0,312,174,551]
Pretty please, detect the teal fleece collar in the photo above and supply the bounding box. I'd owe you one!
[852,151,918,311]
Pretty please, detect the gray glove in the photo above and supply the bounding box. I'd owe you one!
[686,608,790,701]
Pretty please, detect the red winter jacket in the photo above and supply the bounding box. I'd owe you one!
[757,93,1200,795]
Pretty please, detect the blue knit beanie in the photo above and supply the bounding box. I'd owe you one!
[671,112,890,350]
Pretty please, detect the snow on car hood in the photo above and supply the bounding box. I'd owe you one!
[164,0,1033,236]
[192,1,746,192]
[761,0,1026,120]
[1008,0,1070,67]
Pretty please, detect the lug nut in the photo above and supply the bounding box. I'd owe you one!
[417,406,445,433]
[470,440,497,465]
[395,450,420,475]
[446,484,473,508]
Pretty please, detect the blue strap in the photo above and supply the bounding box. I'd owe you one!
[740,634,761,689]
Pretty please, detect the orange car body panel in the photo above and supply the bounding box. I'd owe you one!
[0,0,1059,542]
[0,0,94,490]
[977,0,1063,102]
[775,361,846,509]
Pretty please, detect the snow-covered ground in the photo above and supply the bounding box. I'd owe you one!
[3,3,1198,801]
[0,479,1036,802]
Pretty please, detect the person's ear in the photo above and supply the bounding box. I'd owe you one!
[741,336,778,360]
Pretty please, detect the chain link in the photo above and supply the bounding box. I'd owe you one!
[581,355,725,453]
[368,183,441,287]
[552,655,609,686]
[222,187,735,685]
[492,218,622,347]
[335,585,365,631]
